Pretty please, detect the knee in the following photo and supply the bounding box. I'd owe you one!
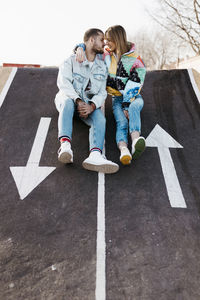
[61,98,74,111]
[129,100,143,112]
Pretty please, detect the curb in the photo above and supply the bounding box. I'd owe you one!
[187,68,200,104]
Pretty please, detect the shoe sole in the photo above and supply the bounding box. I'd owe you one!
[58,152,73,164]
[82,161,119,174]
[132,139,146,160]
[120,154,132,165]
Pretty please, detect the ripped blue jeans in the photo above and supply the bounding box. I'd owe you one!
[57,98,106,151]
[112,95,144,145]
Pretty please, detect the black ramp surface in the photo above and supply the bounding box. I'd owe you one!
[0,68,200,300]
[105,70,200,299]
[0,68,99,299]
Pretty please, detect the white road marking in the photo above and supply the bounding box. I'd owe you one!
[96,102,106,300]
[96,172,106,300]
[0,67,17,109]
[10,117,56,200]
[146,124,187,208]
[187,69,200,104]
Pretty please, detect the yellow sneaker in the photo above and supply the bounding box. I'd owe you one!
[120,147,132,165]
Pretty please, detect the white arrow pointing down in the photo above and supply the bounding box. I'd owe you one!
[146,124,186,208]
[10,117,56,200]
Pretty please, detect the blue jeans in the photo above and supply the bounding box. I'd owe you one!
[112,95,144,145]
[57,98,106,151]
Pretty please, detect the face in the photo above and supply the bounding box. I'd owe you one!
[92,33,105,54]
[105,35,116,52]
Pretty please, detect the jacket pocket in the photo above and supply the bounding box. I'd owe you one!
[93,73,106,81]
[73,73,85,83]
[72,73,85,92]
[91,73,106,93]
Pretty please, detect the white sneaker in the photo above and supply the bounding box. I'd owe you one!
[132,137,146,160]
[82,151,119,174]
[58,142,73,163]
[120,147,132,165]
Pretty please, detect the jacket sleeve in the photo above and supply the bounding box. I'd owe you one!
[57,57,80,101]
[73,43,86,53]
[122,56,146,109]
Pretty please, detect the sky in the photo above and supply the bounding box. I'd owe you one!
[0,0,157,66]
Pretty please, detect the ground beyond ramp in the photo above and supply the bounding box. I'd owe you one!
[0,67,199,300]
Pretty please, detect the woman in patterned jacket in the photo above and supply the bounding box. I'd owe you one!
[76,25,146,165]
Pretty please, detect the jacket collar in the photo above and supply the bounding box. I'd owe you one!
[82,54,103,67]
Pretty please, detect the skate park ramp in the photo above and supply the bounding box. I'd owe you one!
[0,66,200,300]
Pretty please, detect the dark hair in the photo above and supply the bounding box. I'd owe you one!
[84,28,104,43]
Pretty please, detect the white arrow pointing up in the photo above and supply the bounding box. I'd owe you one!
[10,117,56,200]
[146,124,186,208]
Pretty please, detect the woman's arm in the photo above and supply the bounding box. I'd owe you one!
[122,56,146,109]
[74,43,86,63]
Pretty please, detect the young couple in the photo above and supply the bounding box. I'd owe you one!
[54,25,146,174]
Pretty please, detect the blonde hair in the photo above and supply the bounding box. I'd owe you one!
[105,25,129,59]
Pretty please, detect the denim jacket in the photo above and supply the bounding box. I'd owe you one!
[55,54,108,110]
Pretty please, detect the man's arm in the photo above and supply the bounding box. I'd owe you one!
[57,57,81,102]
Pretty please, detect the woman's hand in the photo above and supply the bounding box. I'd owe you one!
[123,110,129,119]
[76,47,85,63]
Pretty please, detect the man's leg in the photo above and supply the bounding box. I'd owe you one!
[81,108,119,174]
[57,98,75,163]
[84,108,105,152]
[112,96,132,165]
[128,95,146,160]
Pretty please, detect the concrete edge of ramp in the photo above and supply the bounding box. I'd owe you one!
[0,66,200,106]
[188,68,200,103]
[0,67,16,93]
[0,67,18,108]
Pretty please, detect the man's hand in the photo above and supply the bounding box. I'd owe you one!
[123,110,129,119]
[77,102,96,119]
[76,47,85,63]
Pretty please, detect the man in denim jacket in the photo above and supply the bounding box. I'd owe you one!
[55,28,119,174]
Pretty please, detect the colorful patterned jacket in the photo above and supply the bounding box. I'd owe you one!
[103,43,146,108]
[75,42,146,109]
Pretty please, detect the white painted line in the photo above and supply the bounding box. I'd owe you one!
[146,124,187,208]
[0,67,17,109]
[187,68,200,104]
[28,117,51,164]
[96,102,106,300]
[96,172,106,300]
[157,146,186,208]
[10,117,56,200]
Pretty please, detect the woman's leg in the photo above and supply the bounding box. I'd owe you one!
[112,96,128,145]
[112,96,132,164]
[128,95,146,159]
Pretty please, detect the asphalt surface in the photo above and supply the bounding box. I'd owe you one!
[0,68,200,300]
